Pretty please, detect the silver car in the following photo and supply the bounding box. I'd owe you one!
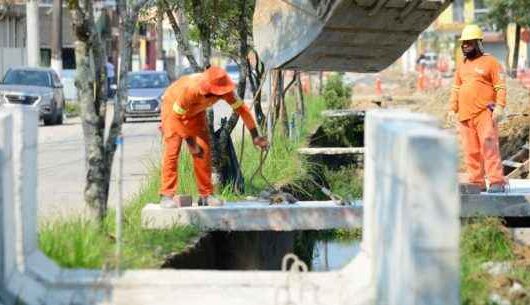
[123,71,170,122]
[0,67,65,125]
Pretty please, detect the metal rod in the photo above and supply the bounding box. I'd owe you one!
[115,133,124,270]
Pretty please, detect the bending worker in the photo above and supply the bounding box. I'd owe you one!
[448,24,507,193]
[159,66,269,208]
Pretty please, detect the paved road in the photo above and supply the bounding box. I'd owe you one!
[37,101,241,220]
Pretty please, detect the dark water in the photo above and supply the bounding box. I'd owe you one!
[162,231,361,271]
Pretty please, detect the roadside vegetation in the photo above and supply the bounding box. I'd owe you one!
[64,101,81,118]
[461,218,530,305]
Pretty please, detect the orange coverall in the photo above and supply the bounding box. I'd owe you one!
[160,73,256,197]
[449,54,507,187]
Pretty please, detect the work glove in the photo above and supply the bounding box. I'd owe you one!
[253,136,269,150]
[446,110,457,125]
[492,105,506,123]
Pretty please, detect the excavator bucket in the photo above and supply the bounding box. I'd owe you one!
[253,0,450,72]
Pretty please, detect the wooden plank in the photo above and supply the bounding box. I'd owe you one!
[503,160,524,168]
[298,147,365,155]
[321,110,365,118]
[506,160,530,178]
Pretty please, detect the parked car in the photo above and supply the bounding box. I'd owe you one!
[123,71,170,122]
[225,63,240,84]
[0,67,65,125]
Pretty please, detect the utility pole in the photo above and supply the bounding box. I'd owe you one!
[26,0,40,67]
[156,9,164,71]
[51,0,63,76]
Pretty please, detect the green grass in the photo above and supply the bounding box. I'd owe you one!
[64,101,81,118]
[40,166,200,269]
[460,217,518,305]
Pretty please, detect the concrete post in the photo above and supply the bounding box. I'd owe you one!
[0,113,14,293]
[51,0,63,77]
[362,110,436,275]
[368,111,459,305]
[7,108,39,271]
[26,0,40,67]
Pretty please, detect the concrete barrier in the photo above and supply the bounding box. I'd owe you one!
[0,108,459,305]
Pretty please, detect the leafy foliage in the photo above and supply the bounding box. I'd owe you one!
[485,0,530,29]
[322,74,351,110]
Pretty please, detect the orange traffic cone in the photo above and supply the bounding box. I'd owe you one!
[416,71,426,92]
[375,77,383,96]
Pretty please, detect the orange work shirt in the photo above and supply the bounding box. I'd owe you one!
[449,54,507,121]
[161,73,256,138]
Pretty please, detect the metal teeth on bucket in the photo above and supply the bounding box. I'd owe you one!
[253,0,450,72]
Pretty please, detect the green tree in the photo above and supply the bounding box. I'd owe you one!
[323,74,351,110]
[485,0,530,76]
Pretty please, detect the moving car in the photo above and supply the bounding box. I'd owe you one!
[123,71,170,122]
[0,67,65,125]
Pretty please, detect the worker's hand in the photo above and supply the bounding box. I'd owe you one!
[253,136,269,150]
[446,110,457,125]
[157,123,163,134]
[492,105,506,123]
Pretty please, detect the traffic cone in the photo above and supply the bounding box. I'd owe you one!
[375,77,383,96]
[416,71,426,92]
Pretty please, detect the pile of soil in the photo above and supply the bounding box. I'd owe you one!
[351,74,529,173]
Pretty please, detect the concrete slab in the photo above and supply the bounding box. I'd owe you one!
[141,200,363,231]
[461,179,530,217]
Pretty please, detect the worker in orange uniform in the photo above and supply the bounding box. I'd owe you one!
[447,24,507,193]
[159,66,269,207]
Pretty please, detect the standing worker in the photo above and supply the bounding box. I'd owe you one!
[448,24,507,193]
[159,66,269,207]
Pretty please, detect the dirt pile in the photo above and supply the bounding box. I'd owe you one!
[351,76,529,171]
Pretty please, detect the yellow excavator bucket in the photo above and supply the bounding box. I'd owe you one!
[253,0,450,72]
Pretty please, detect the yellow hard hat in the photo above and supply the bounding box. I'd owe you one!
[459,24,484,41]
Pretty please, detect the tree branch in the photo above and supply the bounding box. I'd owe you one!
[282,71,298,98]
[161,0,201,72]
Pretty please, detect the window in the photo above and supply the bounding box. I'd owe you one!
[3,70,52,87]
[127,73,170,89]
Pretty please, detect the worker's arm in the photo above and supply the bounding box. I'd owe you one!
[449,66,462,112]
[222,92,257,131]
[491,60,507,108]
[222,92,268,149]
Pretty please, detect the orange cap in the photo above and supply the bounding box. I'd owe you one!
[199,66,235,96]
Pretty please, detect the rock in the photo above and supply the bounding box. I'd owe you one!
[482,261,513,276]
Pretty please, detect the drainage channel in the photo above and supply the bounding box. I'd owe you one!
[162,113,364,271]
[161,230,361,271]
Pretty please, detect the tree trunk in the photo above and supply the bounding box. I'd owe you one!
[295,72,305,117]
[70,0,147,221]
[278,72,289,138]
[51,0,62,76]
[319,71,323,95]
[248,52,265,128]
[512,23,521,78]
[70,1,109,220]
